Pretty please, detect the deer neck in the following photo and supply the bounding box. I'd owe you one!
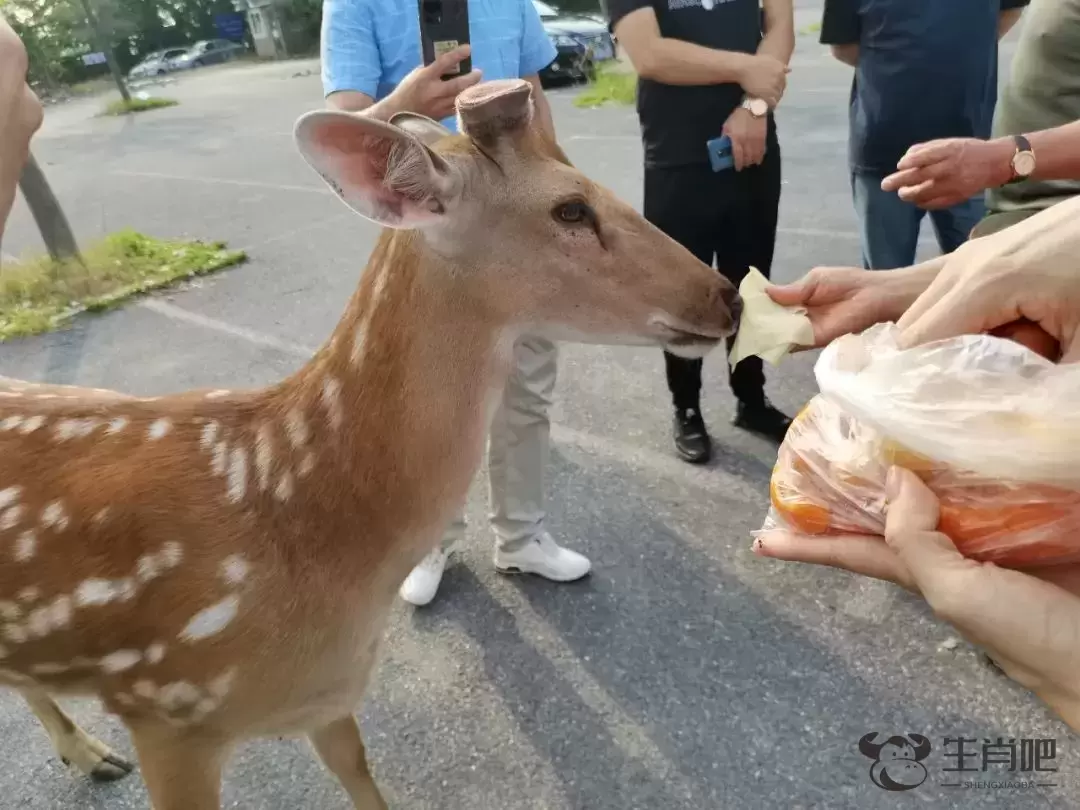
[274,230,515,574]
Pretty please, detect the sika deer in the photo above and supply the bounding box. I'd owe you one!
[0,79,739,808]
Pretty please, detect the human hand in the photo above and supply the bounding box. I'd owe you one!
[721,107,766,171]
[737,54,789,108]
[881,137,1015,209]
[764,262,938,349]
[755,467,1080,730]
[896,194,1080,361]
[389,45,482,121]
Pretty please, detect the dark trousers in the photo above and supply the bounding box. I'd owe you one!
[643,137,781,410]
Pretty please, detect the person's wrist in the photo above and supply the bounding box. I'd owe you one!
[892,258,944,313]
[984,137,1019,188]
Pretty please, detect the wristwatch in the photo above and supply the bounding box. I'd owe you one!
[1008,134,1036,183]
[741,96,769,119]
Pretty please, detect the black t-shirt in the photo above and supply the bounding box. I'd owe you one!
[608,0,765,169]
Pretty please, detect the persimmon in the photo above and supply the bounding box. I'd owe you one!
[770,475,831,535]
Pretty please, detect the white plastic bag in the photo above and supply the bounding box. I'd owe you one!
[762,323,1080,567]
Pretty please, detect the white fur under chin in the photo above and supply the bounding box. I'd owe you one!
[530,324,658,348]
[663,340,721,360]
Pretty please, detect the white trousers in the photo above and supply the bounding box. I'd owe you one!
[440,334,557,555]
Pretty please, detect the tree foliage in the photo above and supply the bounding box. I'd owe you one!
[2,0,245,84]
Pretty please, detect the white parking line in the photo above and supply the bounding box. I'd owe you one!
[111,169,331,195]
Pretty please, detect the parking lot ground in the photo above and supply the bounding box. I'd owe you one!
[1,15,1075,810]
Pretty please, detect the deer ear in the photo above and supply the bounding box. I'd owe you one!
[456,79,534,147]
[388,111,454,147]
[293,110,461,229]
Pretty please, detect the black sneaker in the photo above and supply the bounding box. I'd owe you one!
[734,398,792,445]
[673,407,712,464]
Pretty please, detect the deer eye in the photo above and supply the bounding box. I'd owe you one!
[553,200,593,225]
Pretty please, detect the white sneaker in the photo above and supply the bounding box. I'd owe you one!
[399,548,451,606]
[494,533,592,582]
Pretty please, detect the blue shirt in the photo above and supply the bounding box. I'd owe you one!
[820,0,1029,176]
[321,0,557,131]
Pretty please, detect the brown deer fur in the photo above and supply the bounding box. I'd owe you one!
[0,79,738,809]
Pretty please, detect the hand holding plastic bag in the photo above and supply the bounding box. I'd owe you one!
[761,322,1080,568]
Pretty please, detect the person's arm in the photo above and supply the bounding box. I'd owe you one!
[0,18,42,252]
[518,0,558,141]
[321,0,382,112]
[758,0,794,69]
[819,0,860,67]
[998,0,1029,38]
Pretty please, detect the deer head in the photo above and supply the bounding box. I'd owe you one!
[293,79,740,358]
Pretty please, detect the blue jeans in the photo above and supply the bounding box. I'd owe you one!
[851,172,985,270]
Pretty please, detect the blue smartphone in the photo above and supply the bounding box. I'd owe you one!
[707,135,734,172]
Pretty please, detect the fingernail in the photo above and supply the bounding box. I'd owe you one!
[885,466,901,501]
[751,536,765,553]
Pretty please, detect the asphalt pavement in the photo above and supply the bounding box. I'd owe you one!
[1,15,1074,810]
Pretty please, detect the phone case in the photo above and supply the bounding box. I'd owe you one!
[707,136,734,172]
[418,0,472,79]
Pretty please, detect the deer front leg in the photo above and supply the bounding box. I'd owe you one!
[19,688,134,781]
[128,722,227,810]
[309,715,389,810]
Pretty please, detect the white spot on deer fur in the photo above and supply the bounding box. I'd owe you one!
[137,554,160,583]
[321,377,343,430]
[158,681,201,711]
[221,555,249,586]
[14,530,35,561]
[31,663,69,675]
[3,624,27,644]
[162,541,183,568]
[205,389,230,399]
[274,471,294,502]
[211,441,228,476]
[299,453,314,478]
[201,420,220,450]
[148,418,171,440]
[93,507,110,524]
[0,487,20,510]
[101,650,142,674]
[54,418,97,441]
[0,416,23,431]
[0,601,21,621]
[117,578,136,601]
[114,692,135,707]
[17,587,39,603]
[254,425,273,491]
[285,408,308,448]
[107,417,128,435]
[18,415,45,434]
[0,505,22,531]
[134,680,157,699]
[180,594,240,642]
[41,501,69,531]
[146,642,166,664]
[208,667,237,699]
[27,606,51,638]
[49,596,72,630]
[75,578,119,607]
[227,448,248,502]
[351,320,368,365]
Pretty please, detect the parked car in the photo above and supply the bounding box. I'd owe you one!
[128,47,190,79]
[169,39,246,70]
[533,0,617,85]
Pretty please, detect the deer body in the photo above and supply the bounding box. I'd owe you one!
[0,80,739,808]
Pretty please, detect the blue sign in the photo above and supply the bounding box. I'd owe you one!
[214,12,246,42]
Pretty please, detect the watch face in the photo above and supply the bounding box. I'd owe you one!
[749,98,768,116]
[1014,152,1036,176]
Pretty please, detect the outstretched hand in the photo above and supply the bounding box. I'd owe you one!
[755,467,1080,730]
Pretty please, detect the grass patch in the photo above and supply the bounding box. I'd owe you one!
[573,64,637,108]
[101,96,178,116]
[0,230,246,340]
